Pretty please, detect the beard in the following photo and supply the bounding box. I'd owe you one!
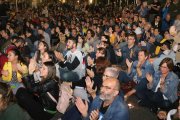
[99,92,114,101]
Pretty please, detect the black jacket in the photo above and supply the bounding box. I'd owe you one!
[22,75,59,111]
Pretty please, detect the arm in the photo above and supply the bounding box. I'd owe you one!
[65,56,80,70]
[160,74,179,102]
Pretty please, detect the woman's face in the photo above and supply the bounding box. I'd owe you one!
[38,42,46,52]
[160,63,169,75]
[55,27,60,33]
[96,50,104,59]
[40,64,48,78]
[7,51,17,62]
[42,52,51,63]
[78,36,83,43]
[87,56,94,66]
[86,31,92,38]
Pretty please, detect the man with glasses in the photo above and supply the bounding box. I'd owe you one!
[75,77,129,120]
[116,33,140,66]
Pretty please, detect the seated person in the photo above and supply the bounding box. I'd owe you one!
[16,61,59,120]
[0,82,31,120]
[139,58,179,112]
[75,77,129,120]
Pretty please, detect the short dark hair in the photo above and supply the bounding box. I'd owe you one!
[139,49,149,57]
[127,32,136,38]
[160,40,172,50]
[68,37,77,45]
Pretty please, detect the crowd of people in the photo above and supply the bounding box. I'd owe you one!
[0,0,180,120]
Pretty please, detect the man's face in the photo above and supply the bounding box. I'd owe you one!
[66,40,75,50]
[72,29,77,37]
[99,80,117,101]
[127,36,135,46]
[138,51,147,62]
[38,29,43,35]
[102,69,113,81]
[154,29,159,36]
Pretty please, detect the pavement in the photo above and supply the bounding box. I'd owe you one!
[127,95,158,120]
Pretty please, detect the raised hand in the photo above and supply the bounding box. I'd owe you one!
[54,50,65,62]
[85,76,97,95]
[89,109,99,120]
[28,59,37,74]
[75,97,88,117]
[146,73,153,83]
[126,59,133,68]
[1,70,9,77]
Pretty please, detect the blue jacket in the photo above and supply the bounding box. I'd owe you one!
[86,94,129,120]
[148,71,179,103]
[128,60,155,83]
[118,45,140,65]
[161,6,174,32]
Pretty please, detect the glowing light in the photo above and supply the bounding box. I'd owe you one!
[128,103,134,109]
[89,0,93,4]
[59,0,66,3]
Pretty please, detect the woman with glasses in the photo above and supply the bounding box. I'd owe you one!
[140,57,179,113]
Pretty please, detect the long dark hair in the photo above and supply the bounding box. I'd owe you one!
[42,61,59,82]
[9,48,27,65]
[36,40,49,63]
[0,82,14,111]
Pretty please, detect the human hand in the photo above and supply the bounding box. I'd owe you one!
[28,59,37,74]
[54,50,65,62]
[1,70,9,77]
[146,73,153,83]
[85,76,97,95]
[126,59,133,68]
[137,61,142,68]
[75,97,88,117]
[89,109,99,120]
[17,63,23,72]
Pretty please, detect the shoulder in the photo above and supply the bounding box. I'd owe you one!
[167,72,179,80]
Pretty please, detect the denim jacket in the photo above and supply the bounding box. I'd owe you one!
[148,71,179,103]
[118,44,140,65]
[128,60,155,83]
[85,94,129,120]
